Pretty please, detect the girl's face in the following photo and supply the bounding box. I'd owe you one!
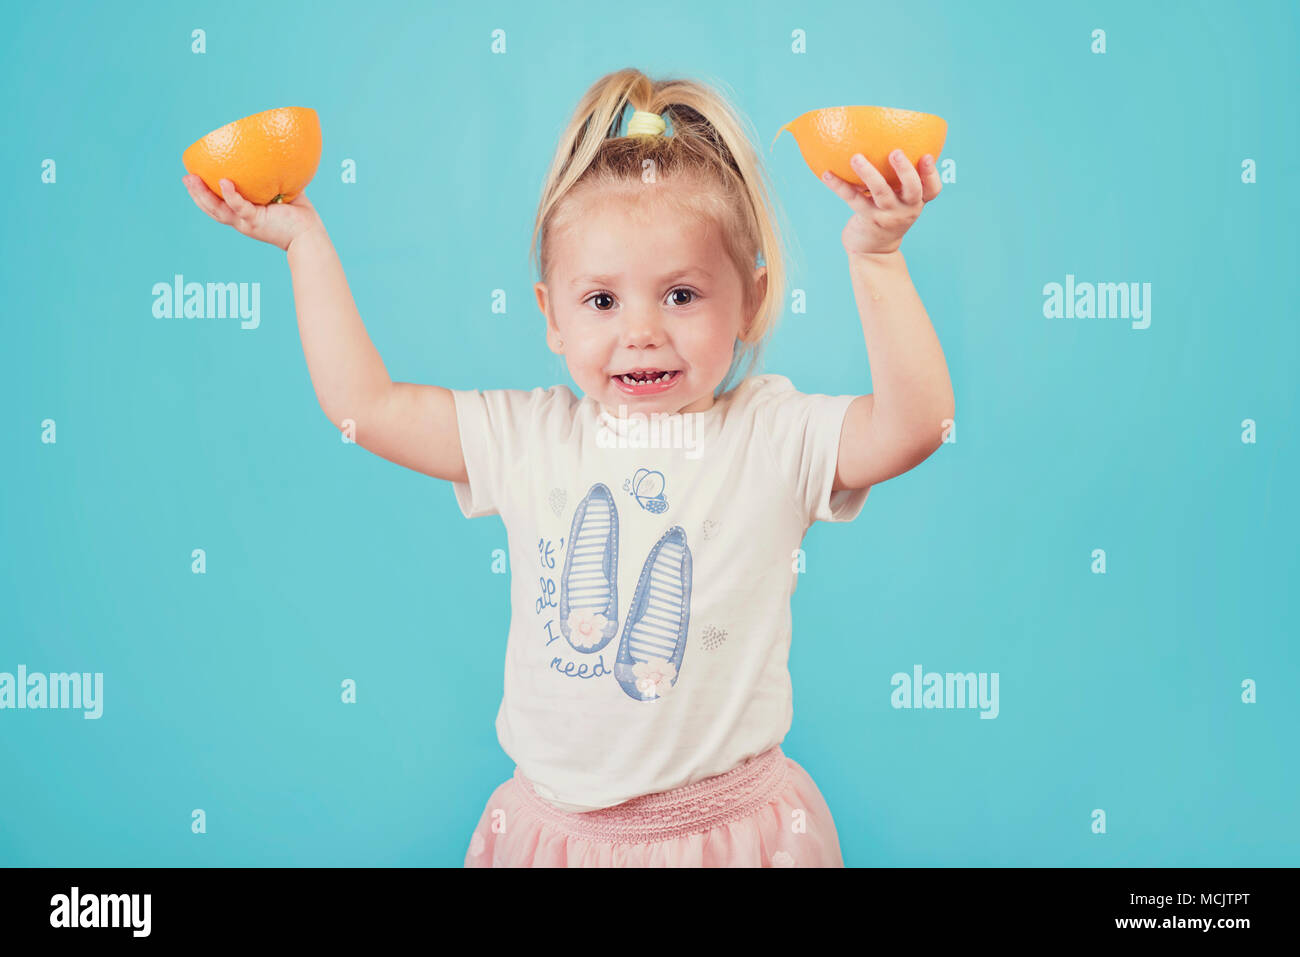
[535,192,765,418]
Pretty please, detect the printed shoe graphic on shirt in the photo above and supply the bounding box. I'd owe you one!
[558,483,619,653]
[615,525,692,701]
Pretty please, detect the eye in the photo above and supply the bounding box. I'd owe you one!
[668,287,698,306]
[585,292,616,311]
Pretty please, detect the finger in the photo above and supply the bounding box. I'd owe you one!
[893,150,924,206]
[849,153,898,208]
[219,178,262,227]
[821,169,881,217]
[219,178,254,214]
[183,174,237,225]
[919,155,943,203]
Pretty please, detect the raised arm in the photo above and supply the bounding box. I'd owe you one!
[183,172,466,483]
[832,249,954,492]
[818,150,954,492]
[285,224,467,483]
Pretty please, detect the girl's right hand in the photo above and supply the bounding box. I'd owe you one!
[182,173,323,252]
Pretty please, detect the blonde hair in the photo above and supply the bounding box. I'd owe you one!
[529,68,790,398]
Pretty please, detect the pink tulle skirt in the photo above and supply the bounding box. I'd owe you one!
[464,744,844,867]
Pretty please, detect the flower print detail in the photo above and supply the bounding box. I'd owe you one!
[771,851,795,867]
[567,609,611,652]
[469,831,486,857]
[632,658,678,697]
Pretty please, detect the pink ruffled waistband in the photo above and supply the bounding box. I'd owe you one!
[513,745,790,844]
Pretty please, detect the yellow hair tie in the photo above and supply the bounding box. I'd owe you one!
[627,109,667,137]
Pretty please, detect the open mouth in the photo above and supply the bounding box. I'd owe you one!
[611,369,683,394]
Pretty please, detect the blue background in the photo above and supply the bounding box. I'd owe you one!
[1,0,1296,866]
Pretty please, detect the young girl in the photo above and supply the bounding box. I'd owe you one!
[182,68,951,867]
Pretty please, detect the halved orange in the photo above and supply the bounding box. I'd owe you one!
[774,106,946,196]
[183,107,322,205]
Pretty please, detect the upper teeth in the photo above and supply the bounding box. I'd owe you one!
[620,372,674,384]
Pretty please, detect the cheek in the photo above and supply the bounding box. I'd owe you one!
[689,322,738,365]
[568,340,608,375]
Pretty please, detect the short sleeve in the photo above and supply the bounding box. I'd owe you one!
[751,375,870,525]
[450,386,574,519]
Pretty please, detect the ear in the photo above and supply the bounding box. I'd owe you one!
[536,281,564,354]
[742,265,767,339]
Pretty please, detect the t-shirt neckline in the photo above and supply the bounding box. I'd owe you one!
[593,387,739,436]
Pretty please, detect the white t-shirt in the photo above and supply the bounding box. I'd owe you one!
[450,372,869,811]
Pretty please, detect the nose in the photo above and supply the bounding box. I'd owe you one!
[620,304,667,349]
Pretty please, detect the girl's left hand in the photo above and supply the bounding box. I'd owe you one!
[822,149,942,256]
